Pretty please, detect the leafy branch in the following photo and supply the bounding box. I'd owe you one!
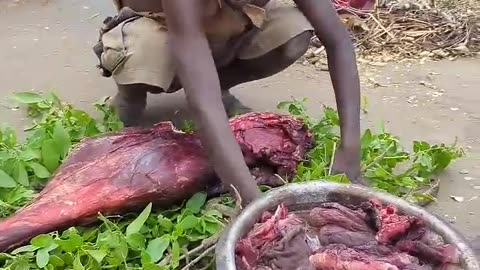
[0,92,463,269]
[278,98,463,204]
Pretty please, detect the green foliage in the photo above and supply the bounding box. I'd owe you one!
[0,93,463,269]
[0,92,123,218]
[0,196,225,269]
[278,98,463,204]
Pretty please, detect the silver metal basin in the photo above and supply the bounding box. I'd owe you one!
[215,182,479,270]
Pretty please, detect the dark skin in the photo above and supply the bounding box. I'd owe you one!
[119,0,362,206]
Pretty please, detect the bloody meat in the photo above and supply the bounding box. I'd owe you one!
[0,112,313,252]
[235,202,461,270]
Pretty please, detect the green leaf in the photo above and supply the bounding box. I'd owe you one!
[203,209,223,218]
[126,203,152,236]
[143,263,165,270]
[42,139,60,173]
[413,141,431,153]
[141,251,153,265]
[1,126,17,147]
[53,123,71,158]
[28,162,51,178]
[11,244,40,254]
[146,236,170,263]
[361,129,373,150]
[127,232,146,250]
[14,162,29,186]
[32,235,54,248]
[186,192,207,214]
[171,240,181,268]
[325,174,350,184]
[432,151,453,171]
[86,250,107,263]
[47,92,62,107]
[399,176,417,189]
[0,169,17,188]
[73,255,85,270]
[205,222,221,234]
[11,92,44,104]
[276,101,291,110]
[406,192,437,205]
[56,230,83,252]
[36,248,50,268]
[25,128,47,149]
[49,255,65,267]
[179,215,199,230]
[158,216,174,231]
[11,258,32,270]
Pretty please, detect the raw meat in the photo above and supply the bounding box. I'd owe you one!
[307,202,371,232]
[316,225,391,255]
[397,240,461,265]
[367,199,421,244]
[235,201,461,270]
[0,112,313,252]
[235,204,313,270]
[310,244,405,270]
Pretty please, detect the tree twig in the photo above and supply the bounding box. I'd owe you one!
[180,244,217,270]
[179,233,220,261]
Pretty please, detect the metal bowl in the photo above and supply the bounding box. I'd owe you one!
[215,182,480,270]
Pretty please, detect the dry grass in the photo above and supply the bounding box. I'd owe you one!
[305,0,480,63]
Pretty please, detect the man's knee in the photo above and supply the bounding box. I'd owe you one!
[279,31,313,63]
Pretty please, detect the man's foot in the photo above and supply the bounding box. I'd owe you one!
[222,92,252,118]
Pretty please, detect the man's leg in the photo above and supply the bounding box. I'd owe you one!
[218,31,313,114]
[218,0,314,115]
[112,84,147,127]
[112,84,162,127]
[112,31,311,124]
[99,15,178,127]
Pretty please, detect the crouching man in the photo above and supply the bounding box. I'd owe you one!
[93,0,363,205]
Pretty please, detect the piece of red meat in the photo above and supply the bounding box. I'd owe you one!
[394,225,461,267]
[230,112,313,177]
[309,244,400,270]
[0,112,313,252]
[310,244,428,270]
[397,240,461,265]
[237,200,463,270]
[307,203,371,232]
[317,225,392,256]
[364,199,421,244]
[235,204,314,270]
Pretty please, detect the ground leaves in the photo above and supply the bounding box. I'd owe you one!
[0,94,463,269]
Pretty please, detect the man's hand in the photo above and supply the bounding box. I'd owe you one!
[294,0,363,185]
[332,144,368,185]
[163,0,262,205]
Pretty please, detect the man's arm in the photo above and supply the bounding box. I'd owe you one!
[294,0,363,183]
[163,0,262,204]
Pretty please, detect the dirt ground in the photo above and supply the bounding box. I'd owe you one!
[0,0,479,241]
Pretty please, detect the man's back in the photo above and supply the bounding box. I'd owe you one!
[114,0,227,19]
